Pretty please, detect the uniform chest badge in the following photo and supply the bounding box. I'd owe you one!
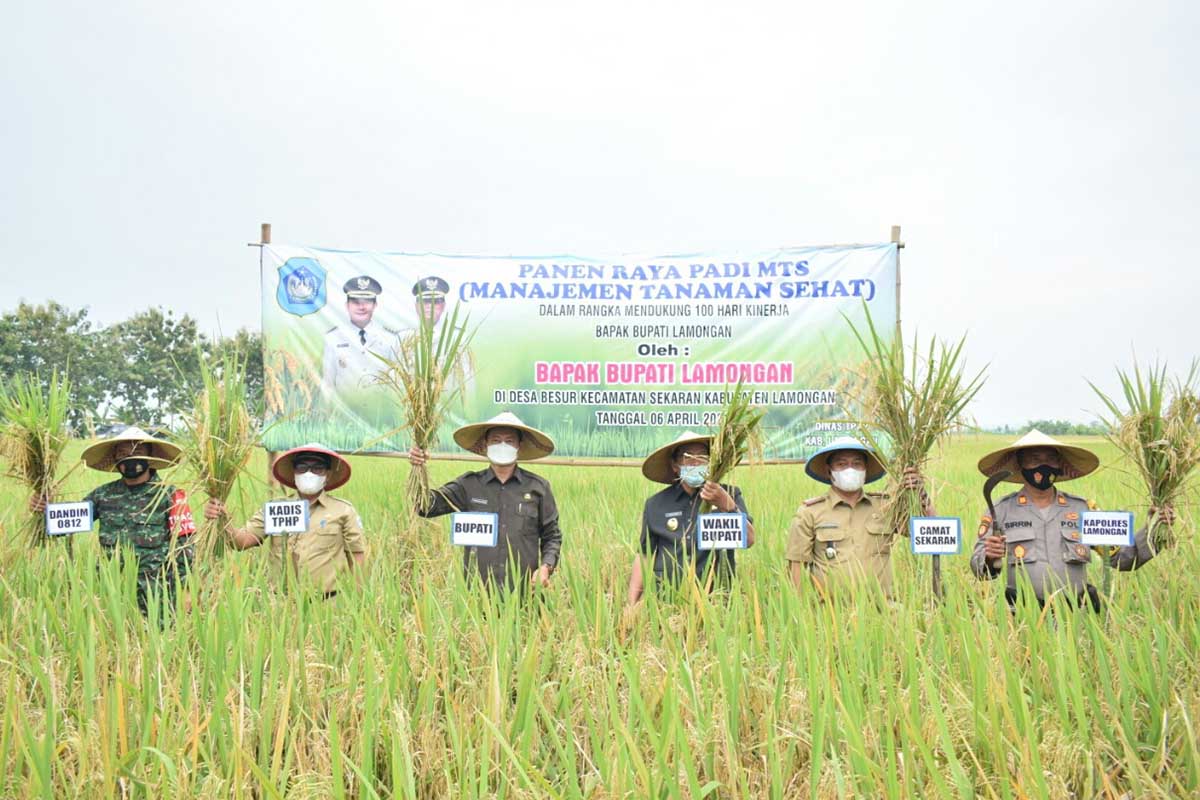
[524,493,532,501]
[824,544,837,559]
[1074,544,1089,558]
[667,517,679,532]
[1013,544,1027,559]
[1068,531,1080,540]
[338,358,348,368]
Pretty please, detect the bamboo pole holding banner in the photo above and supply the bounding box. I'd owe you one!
[891,225,939,600]
[249,222,280,489]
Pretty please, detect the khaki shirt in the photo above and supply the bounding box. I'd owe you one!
[786,489,894,595]
[246,492,366,593]
[969,489,1155,601]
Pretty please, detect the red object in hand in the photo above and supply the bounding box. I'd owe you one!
[170,490,197,538]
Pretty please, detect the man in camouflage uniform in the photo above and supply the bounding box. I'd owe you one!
[970,430,1175,611]
[37,427,196,616]
[786,437,931,598]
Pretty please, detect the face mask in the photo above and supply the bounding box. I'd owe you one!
[295,472,327,495]
[679,464,709,488]
[487,442,519,466]
[118,459,148,479]
[1021,464,1060,491]
[830,467,866,493]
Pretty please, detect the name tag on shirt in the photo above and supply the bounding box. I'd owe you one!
[45,502,94,536]
[1080,511,1134,546]
[697,513,747,550]
[452,512,498,547]
[264,500,310,535]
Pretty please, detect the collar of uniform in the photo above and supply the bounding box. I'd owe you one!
[1016,489,1063,508]
[672,481,700,503]
[483,465,524,485]
[294,490,329,507]
[827,487,874,510]
[122,472,161,491]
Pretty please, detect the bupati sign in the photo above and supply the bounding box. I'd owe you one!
[261,243,897,458]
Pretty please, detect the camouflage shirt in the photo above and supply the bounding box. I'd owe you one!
[84,472,194,577]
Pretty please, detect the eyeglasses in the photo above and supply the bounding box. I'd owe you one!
[293,464,328,475]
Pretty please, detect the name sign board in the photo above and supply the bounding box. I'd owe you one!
[451,512,499,547]
[1080,511,1134,547]
[45,502,94,536]
[263,499,310,535]
[909,517,962,555]
[696,512,748,550]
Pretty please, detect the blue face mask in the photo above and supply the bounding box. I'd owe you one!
[679,464,708,488]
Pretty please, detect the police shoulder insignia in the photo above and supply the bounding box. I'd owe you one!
[1087,499,1098,511]
[1057,494,1068,506]
[804,496,824,507]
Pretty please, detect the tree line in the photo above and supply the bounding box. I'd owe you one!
[0,302,262,432]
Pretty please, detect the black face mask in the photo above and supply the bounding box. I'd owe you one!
[1021,464,1061,491]
[118,459,149,479]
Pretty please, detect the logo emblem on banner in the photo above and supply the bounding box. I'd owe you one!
[276,257,327,317]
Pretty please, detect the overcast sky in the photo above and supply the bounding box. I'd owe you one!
[3,0,1197,426]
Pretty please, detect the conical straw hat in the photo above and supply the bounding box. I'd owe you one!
[977,429,1099,483]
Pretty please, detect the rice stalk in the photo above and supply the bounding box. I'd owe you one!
[178,349,262,558]
[841,303,987,533]
[0,371,75,546]
[373,306,476,515]
[702,380,765,513]
[1090,360,1200,552]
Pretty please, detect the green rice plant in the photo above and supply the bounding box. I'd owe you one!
[703,379,765,513]
[178,349,262,557]
[842,303,987,535]
[0,435,1197,798]
[1091,359,1200,552]
[373,305,476,514]
[0,370,74,546]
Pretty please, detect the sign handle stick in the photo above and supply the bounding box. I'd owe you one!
[281,532,290,596]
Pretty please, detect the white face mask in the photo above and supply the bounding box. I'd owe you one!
[830,467,866,493]
[295,472,327,496]
[486,442,519,466]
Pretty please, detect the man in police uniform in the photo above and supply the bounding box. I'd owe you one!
[970,430,1174,610]
[625,431,754,605]
[786,437,931,597]
[320,275,401,400]
[204,444,366,596]
[31,427,196,617]
[408,412,561,591]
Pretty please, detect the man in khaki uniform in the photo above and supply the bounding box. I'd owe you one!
[205,444,366,595]
[787,437,930,597]
[970,430,1174,610]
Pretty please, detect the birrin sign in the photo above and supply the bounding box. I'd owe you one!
[263,499,310,535]
[696,512,748,550]
[451,512,499,548]
[44,502,94,537]
[909,517,962,555]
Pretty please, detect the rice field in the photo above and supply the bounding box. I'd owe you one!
[0,434,1196,799]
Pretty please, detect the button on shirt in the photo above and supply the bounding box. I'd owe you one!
[640,482,751,588]
[786,490,895,595]
[420,466,562,587]
[244,492,367,593]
